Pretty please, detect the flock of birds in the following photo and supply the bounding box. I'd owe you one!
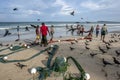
[62,33,120,80]
[0,32,120,80]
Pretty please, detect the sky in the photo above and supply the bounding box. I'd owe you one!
[0,0,120,22]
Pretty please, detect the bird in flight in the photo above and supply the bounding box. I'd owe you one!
[70,11,74,16]
[13,8,18,11]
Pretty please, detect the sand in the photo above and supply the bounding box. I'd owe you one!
[0,33,120,80]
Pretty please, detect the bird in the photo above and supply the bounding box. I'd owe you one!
[103,41,111,46]
[106,45,111,50]
[70,11,74,16]
[112,57,120,65]
[102,58,112,67]
[114,40,118,42]
[3,29,11,37]
[71,42,75,45]
[85,46,90,50]
[69,46,75,51]
[115,50,120,56]
[15,62,27,69]
[85,42,89,45]
[81,18,83,19]
[90,53,97,58]
[99,46,106,54]
[13,8,18,11]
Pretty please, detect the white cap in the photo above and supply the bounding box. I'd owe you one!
[31,68,37,74]
[85,73,90,80]
[3,56,8,60]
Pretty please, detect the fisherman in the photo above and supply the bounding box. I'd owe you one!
[49,25,54,42]
[40,22,49,47]
[35,25,40,44]
[101,24,108,42]
[16,26,20,41]
[96,25,100,37]
[25,26,29,31]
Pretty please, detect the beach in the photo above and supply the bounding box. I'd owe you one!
[0,32,120,80]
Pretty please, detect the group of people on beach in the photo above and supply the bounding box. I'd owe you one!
[33,22,54,47]
[67,23,108,42]
[15,22,108,47]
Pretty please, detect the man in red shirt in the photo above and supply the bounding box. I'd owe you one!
[40,22,49,47]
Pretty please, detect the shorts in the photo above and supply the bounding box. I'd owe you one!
[101,31,106,35]
[36,35,40,39]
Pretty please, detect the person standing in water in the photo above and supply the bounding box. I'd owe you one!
[40,22,49,47]
[49,25,54,42]
[35,25,40,44]
[96,25,100,37]
[16,26,20,41]
[101,24,108,42]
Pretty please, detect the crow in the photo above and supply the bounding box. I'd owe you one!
[13,8,18,11]
[71,42,75,45]
[69,46,75,51]
[99,46,106,54]
[15,63,27,69]
[103,41,111,46]
[113,57,120,65]
[70,11,74,16]
[102,58,112,67]
[115,50,120,56]
[90,53,97,58]
[85,42,89,45]
[85,46,90,50]
[114,40,118,42]
[106,45,111,50]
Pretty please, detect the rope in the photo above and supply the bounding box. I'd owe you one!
[0,46,51,63]
[0,47,9,52]
[65,56,85,80]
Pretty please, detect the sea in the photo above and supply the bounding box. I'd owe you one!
[0,22,120,42]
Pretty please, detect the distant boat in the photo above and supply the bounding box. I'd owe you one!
[86,21,91,23]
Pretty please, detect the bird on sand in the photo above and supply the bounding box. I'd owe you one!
[69,46,75,51]
[85,46,90,50]
[99,46,107,54]
[112,57,120,65]
[15,62,27,69]
[71,42,75,45]
[115,50,120,56]
[102,58,112,67]
[90,53,97,58]
[85,42,89,45]
[106,45,111,50]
